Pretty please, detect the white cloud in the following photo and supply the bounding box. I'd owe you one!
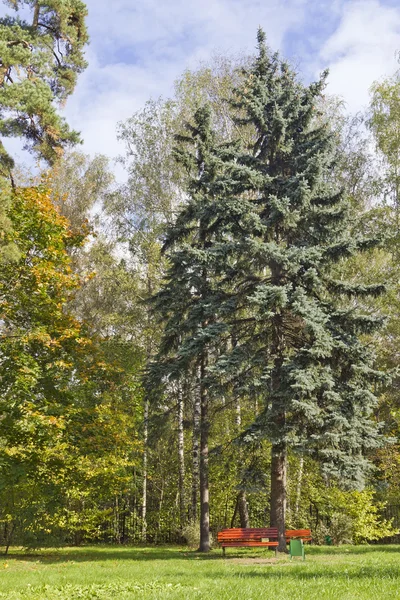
[87,0,306,60]
[64,50,176,158]
[320,0,400,112]
[3,0,399,175]
[63,0,309,167]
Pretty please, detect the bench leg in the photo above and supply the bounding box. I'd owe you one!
[222,547,226,557]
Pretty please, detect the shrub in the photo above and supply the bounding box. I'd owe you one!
[181,521,213,549]
[312,522,330,545]
[329,513,354,545]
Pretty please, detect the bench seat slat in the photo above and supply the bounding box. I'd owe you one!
[218,533,276,539]
[218,528,277,539]
[221,541,279,547]
[218,528,277,533]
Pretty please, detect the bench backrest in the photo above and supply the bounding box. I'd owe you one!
[286,529,311,538]
[217,528,278,541]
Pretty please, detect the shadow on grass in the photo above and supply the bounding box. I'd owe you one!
[3,544,400,565]
[3,546,224,564]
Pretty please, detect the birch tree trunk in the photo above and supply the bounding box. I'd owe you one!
[141,397,149,542]
[155,478,164,544]
[142,272,154,543]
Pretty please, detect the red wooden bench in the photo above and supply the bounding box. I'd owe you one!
[217,527,312,555]
[217,527,278,555]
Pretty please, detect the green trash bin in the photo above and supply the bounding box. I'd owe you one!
[289,538,305,560]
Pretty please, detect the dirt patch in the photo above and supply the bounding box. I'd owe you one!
[226,557,289,566]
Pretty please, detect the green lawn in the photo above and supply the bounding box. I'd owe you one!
[0,545,399,599]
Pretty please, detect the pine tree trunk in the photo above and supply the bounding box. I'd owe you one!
[230,496,239,528]
[141,397,149,543]
[192,374,200,522]
[4,522,15,556]
[270,329,287,551]
[32,2,40,28]
[238,490,250,528]
[295,456,304,523]
[177,383,186,529]
[270,443,287,552]
[198,352,210,552]
[269,257,287,552]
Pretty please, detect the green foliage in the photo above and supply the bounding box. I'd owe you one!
[369,72,400,208]
[327,513,354,546]
[0,26,397,552]
[293,461,397,544]
[335,490,397,544]
[49,151,115,234]
[0,184,19,262]
[115,98,184,234]
[0,186,142,549]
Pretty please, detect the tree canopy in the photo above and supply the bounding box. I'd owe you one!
[0,12,399,553]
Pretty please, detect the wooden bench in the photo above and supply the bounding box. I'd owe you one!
[217,527,312,555]
[217,527,278,555]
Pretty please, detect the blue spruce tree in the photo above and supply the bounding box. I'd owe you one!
[153,31,385,553]
[216,29,385,550]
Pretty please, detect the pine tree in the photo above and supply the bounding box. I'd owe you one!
[214,30,386,550]
[0,0,88,176]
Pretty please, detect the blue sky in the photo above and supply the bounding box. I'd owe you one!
[3,0,400,169]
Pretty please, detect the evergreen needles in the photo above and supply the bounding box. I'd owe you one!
[152,29,385,551]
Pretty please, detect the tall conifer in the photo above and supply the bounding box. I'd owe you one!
[154,31,385,553]
[215,30,385,550]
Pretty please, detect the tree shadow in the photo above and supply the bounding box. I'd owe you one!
[2,546,224,564]
[3,544,400,565]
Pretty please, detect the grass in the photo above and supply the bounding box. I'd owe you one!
[0,545,399,599]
